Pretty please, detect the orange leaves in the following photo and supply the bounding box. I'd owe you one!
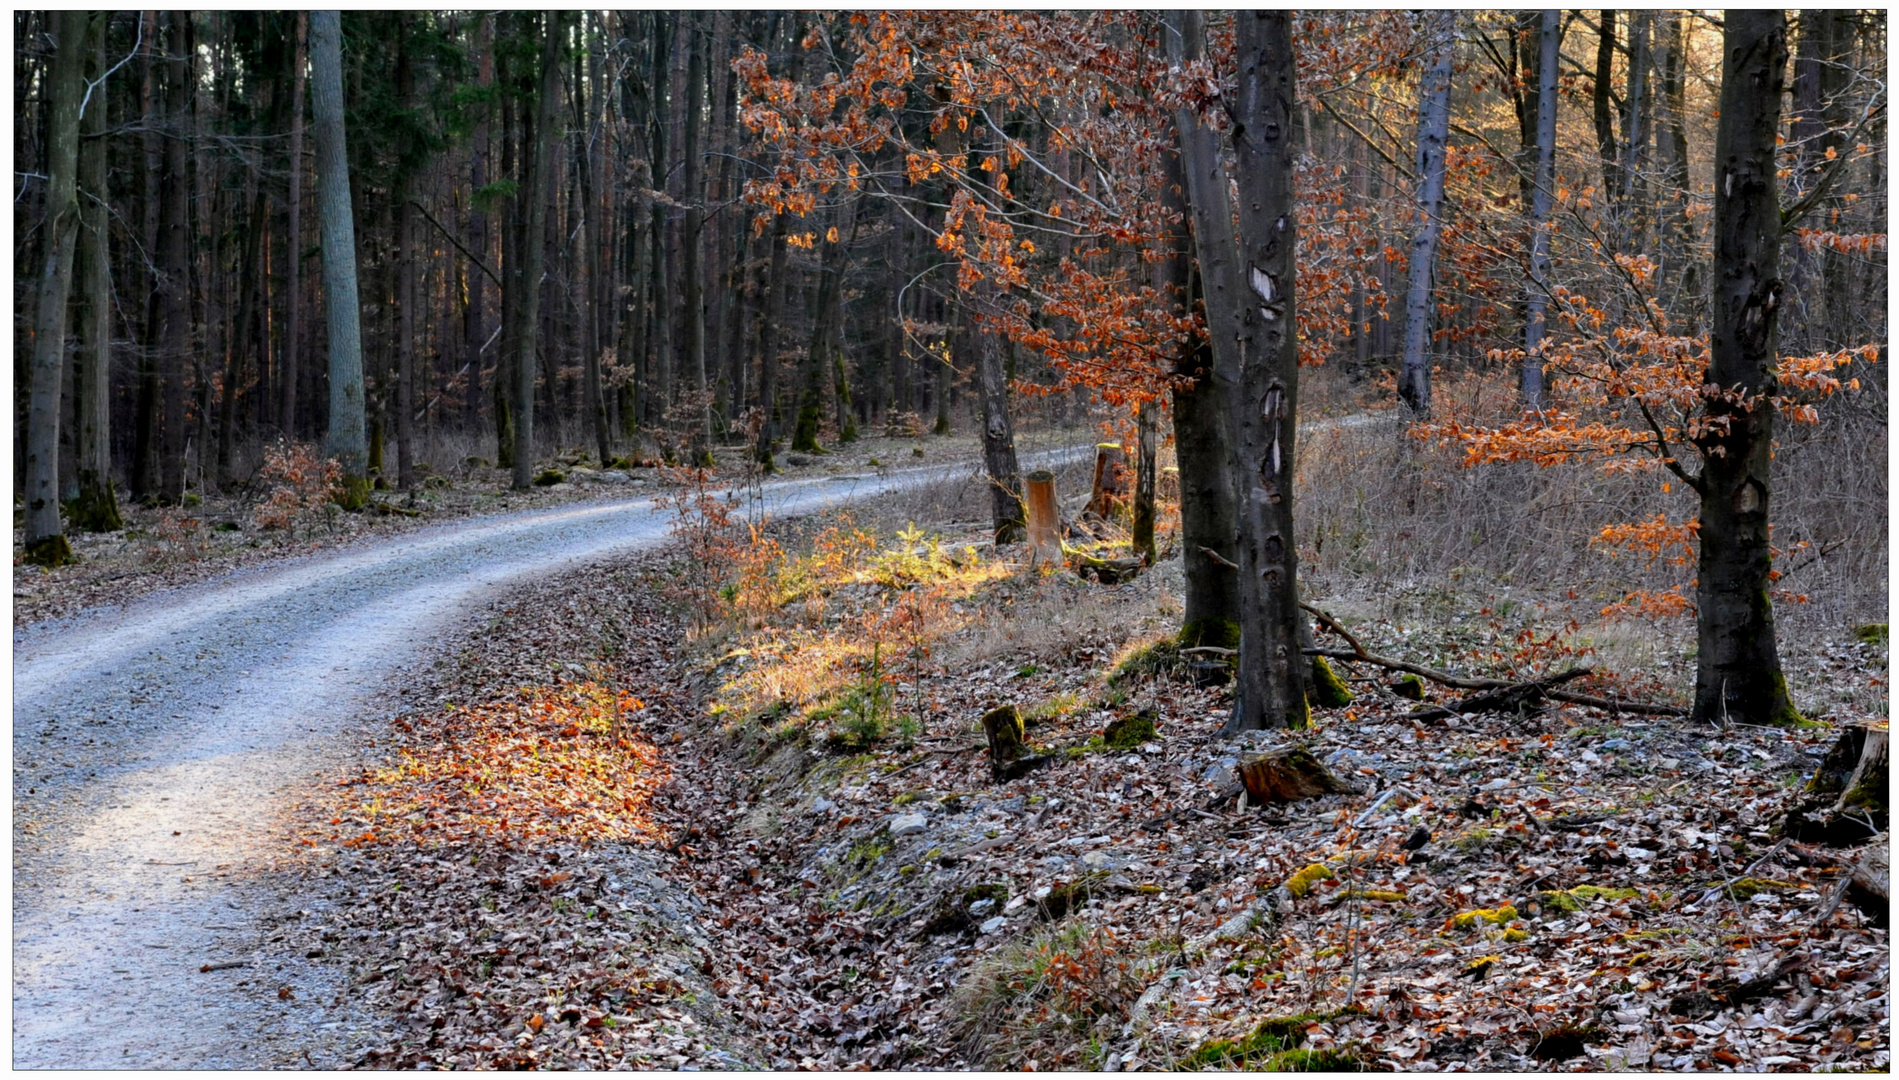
[1592,514,1699,567]
[334,681,668,849]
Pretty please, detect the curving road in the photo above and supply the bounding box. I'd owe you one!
[11,452,1083,1069]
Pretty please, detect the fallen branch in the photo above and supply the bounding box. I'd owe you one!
[199,960,250,973]
[1406,668,1593,720]
[1305,646,1687,716]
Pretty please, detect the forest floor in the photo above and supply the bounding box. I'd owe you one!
[10,429,1021,628]
[295,487,1890,1070]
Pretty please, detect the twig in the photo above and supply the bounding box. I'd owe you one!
[1350,785,1418,828]
[1691,839,1790,912]
[1301,603,1368,658]
[199,960,250,973]
[1197,545,1239,570]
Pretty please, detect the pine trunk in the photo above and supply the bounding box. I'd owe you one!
[512,12,562,489]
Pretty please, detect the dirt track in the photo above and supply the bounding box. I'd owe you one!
[11,455,1082,1069]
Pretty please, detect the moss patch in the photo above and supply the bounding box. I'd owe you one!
[1108,638,1180,686]
[1178,618,1240,651]
[1537,885,1639,913]
[1336,888,1406,903]
[1177,1010,1365,1071]
[1307,655,1354,708]
[1285,863,1336,898]
[1853,623,1888,646]
[1717,877,1796,901]
[1392,673,1425,700]
[1450,904,1519,929]
[532,468,566,486]
[1101,709,1158,750]
[1035,872,1108,922]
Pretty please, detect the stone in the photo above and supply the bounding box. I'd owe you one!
[979,915,1007,934]
[593,470,631,484]
[811,797,834,815]
[890,812,929,837]
[1599,739,1633,751]
[1080,850,1117,872]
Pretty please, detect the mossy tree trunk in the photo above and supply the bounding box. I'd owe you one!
[1689,11,1798,727]
[23,9,88,567]
[1132,401,1157,564]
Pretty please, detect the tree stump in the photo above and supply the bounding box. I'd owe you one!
[1086,443,1129,519]
[1237,747,1358,804]
[1782,722,1888,845]
[1023,470,1062,568]
[981,705,1051,782]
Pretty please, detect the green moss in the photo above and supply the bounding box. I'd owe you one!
[1177,1010,1364,1071]
[1854,623,1889,646]
[1036,872,1108,922]
[1537,885,1640,913]
[1499,927,1529,943]
[22,533,74,568]
[1451,904,1519,929]
[1101,709,1158,750]
[1393,673,1425,700]
[533,468,566,487]
[1720,877,1795,901]
[1285,863,1335,898]
[1336,888,1406,903]
[1108,638,1180,686]
[1307,655,1354,708]
[1264,1048,1363,1072]
[67,475,123,533]
[1177,618,1240,651]
[334,474,371,511]
[846,831,893,870]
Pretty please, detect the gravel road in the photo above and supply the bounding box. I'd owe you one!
[12,453,1083,1069]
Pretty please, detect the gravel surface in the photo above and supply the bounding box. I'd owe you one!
[11,452,1084,1069]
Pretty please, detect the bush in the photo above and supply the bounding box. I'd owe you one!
[253,440,343,532]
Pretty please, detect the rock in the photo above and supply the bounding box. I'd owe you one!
[1080,850,1117,871]
[890,812,929,838]
[979,916,1006,934]
[811,797,834,815]
[1237,747,1359,804]
[592,470,631,484]
[1202,756,1241,788]
[546,482,575,492]
[1599,739,1633,751]
[968,897,996,916]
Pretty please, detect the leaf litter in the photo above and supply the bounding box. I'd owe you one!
[286,516,1887,1070]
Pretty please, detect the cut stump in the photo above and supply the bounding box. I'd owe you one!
[981,705,1051,782]
[1086,443,1129,519]
[1023,470,1062,568]
[1237,747,1358,804]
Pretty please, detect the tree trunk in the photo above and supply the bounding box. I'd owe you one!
[512,12,562,489]
[1655,14,1694,309]
[132,12,163,501]
[753,211,791,466]
[157,10,194,505]
[1023,470,1062,567]
[1398,9,1455,417]
[71,12,120,533]
[1592,10,1622,217]
[217,174,267,490]
[310,10,368,507]
[1165,10,1242,653]
[394,16,417,491]
[679,12,712,462]
[1225,11,1308,732]
[1522,8,1559,409]
[1131,401,1157,564]
[579,15,612,468]
[281,11,306,437]
[793,203,852,453]
[23,9,88,565]
[976,321,1025,544]
[1785,10,1849,354]
[646,15,673,441]
[1690,10,1796,727]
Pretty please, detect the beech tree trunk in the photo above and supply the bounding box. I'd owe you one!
[1165,9,1243,653]
[1690,10,1797,727]
[976,324,1025,544]
[1592,10,1622,215]
[310,10,368,507]
[157,10,194,505]
[132,13,163,501]
[23,9,88,566]
[753,211,791,466]
[1522,9,1559,409]
[1398,9,1455,417]
[1225,11,1308,732]
[1132,401,1157,564]
[71,11,121,533]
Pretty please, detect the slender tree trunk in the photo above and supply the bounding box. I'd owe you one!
[975,320,1024,544]
[679,12,712,462]
[72,12,121,533]
[753,211,791,466]
[1398,9,1455,417]
[1131,400,1157,564]
[1786,10,1849,354]
[1655,14,1694,308]
[394,16,416,492]
[217,175,266,490]
[1592,10,1622,218]
[646,14,673,440]
[157,10,193,505]
[1522,9,1559,409]
[1160,17,1242,649]
[1691,9,1798,727]
[23,9,88,565]
[281,11,306,437]
[464,17,492,438]
[310,10,368,507]
[1621,11,1651,249]
[793,204,851,453]
[512,11,562,489]
[1225,11,1308,732]
[577,14,612,468]
[132,11,163,501]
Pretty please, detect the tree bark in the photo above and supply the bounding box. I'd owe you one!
[1785,10,1850,354]
[1398,9,1455,416]
[23,9,88,565]
[1165,9,1243,652]
[394,15,417,491]
[157,10,194,505]
[1132,401,1157,564]
[1592,10,1622,216]
[679,12,712,462]
[281,11,306,437]
[645,14,673,441]
[512,11,563,489]
[1655,14,1694,308]
[753,211,791,466]
[1690,9,1797,727]
[1023,470,1062,567]
[71,11,121,533]
[1522,9,1559,409]
[132,12,163,501]
[976,319,1025,544]
[1225,11,1308,732]
[310,10,368,507]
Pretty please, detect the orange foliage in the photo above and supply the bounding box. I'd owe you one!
[334,682,667,849]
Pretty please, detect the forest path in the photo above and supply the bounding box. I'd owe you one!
[11,450,1084,1069]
